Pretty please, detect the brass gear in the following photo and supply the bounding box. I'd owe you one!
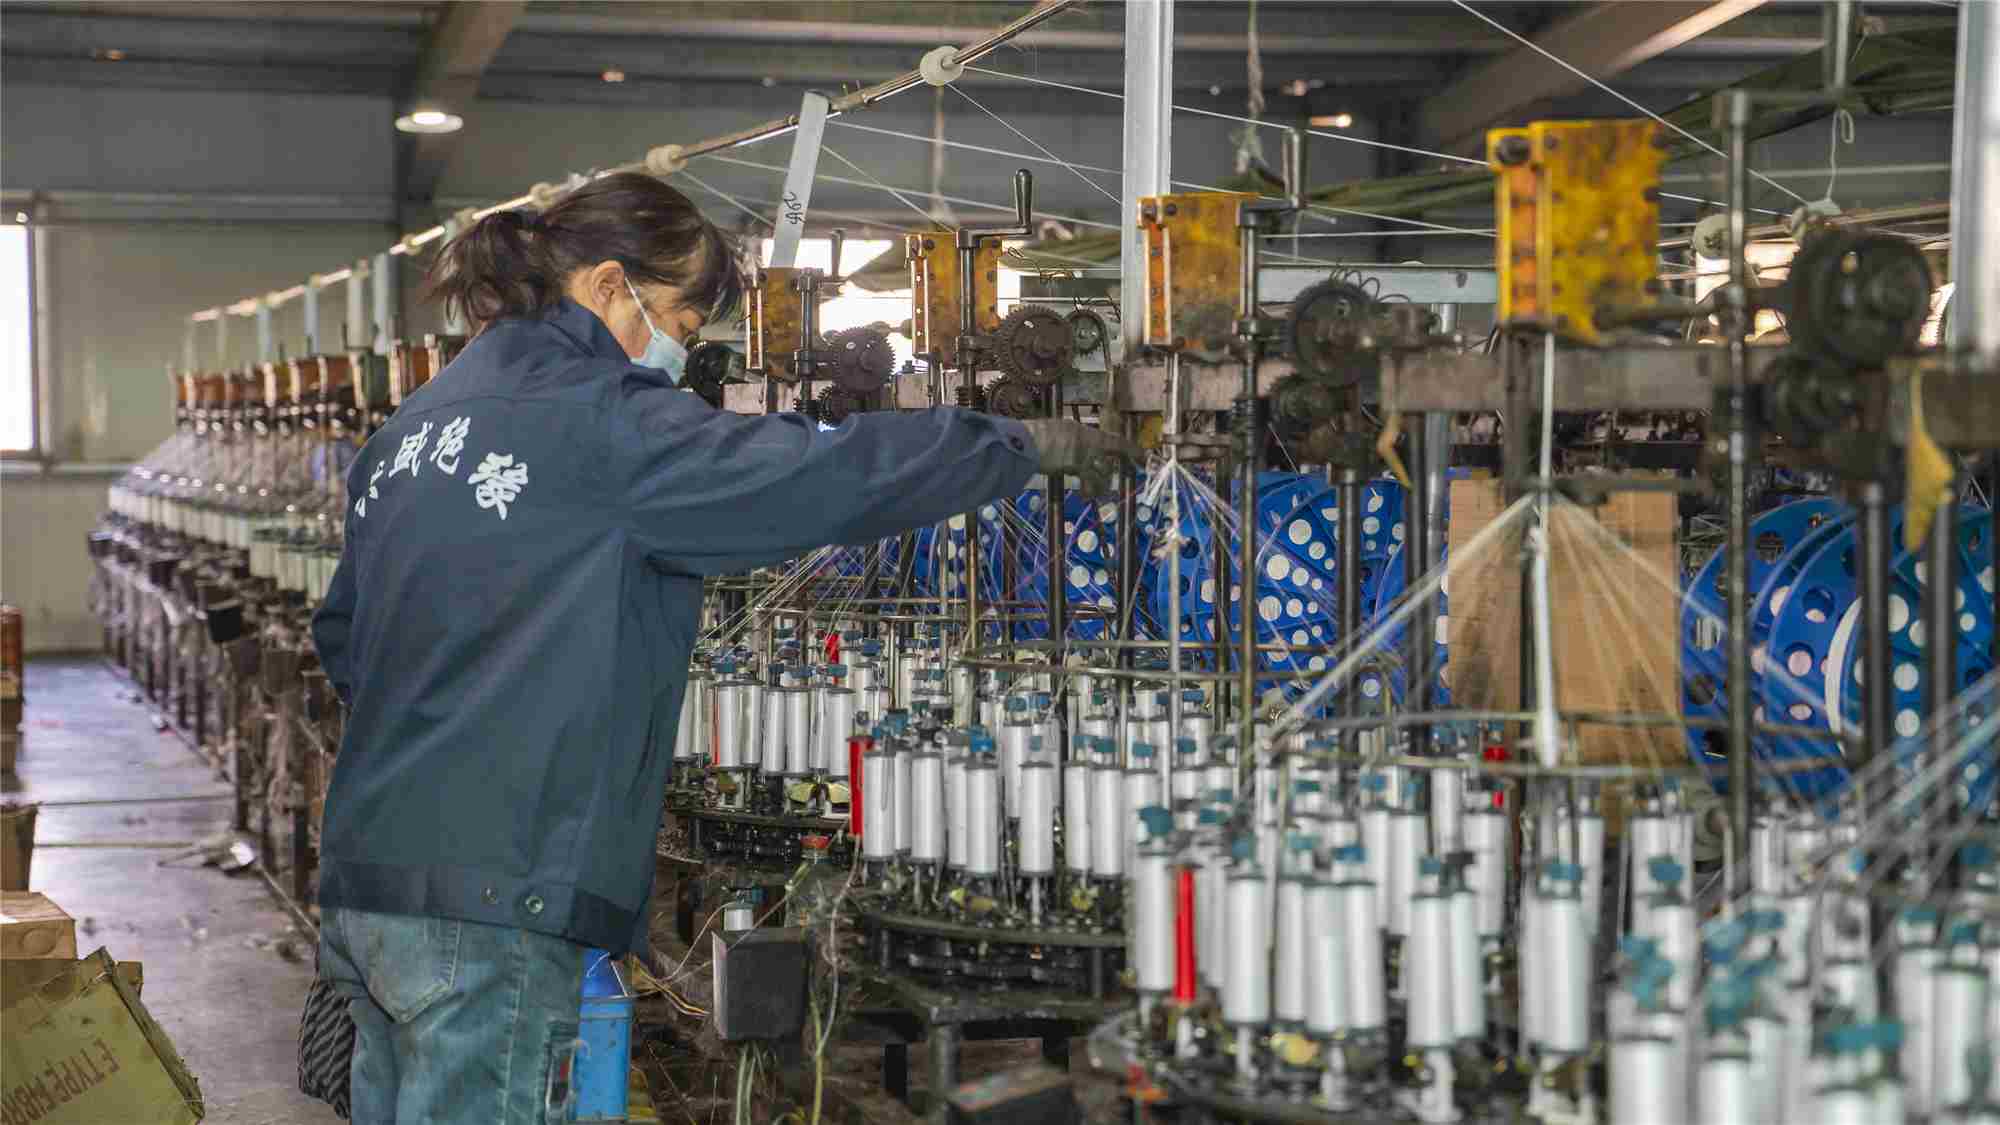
[993,305,1075,387]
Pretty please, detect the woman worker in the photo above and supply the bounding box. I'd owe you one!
[309,172,1134,1122]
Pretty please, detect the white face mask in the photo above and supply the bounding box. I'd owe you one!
[625,279,688,384]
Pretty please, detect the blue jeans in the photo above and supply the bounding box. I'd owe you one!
[319,906,590,1124]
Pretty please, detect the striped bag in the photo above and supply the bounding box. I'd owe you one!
[297,965,355,1118]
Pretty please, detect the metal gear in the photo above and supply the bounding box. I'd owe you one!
[1284,278,1379,387]
[815,384,871,425]
[1268,374,1340,442]
[993,305,1075,387]
[1787,231,1932,368]
[682,340,741,408]
[1065,308,1109,356]
[823,326,896,392]
[984,376,1045,420]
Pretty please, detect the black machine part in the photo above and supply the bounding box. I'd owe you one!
[814,383,875,425]
[682,340,742,408]
[1064,308,1109,356]
[1786,230,1933,369]
[824,326,897,392]
[984,376,1047,420]
[710,927,807,1042]
[993,305,1076,387]
[1284,278,1381,387]
[945,1063,1077,1125]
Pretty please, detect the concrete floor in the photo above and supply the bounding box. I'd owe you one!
[6,657,342,1125]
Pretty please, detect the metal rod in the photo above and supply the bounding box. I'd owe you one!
[1925,482,1959,786]
[186,0,1088,323]
[1338,468,1362,753]
[1235,209,1264,765]
[1722,90,1755,890]
[1405,413,1432,757]
[1859,480,1893,778]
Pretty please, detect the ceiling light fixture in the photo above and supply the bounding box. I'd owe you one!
[395,108,464,134]
[1207,84,1222,96]
[94,48,128,61]
[1309,113,1355,129]
[601,68,626,84]
[14,212,27,224]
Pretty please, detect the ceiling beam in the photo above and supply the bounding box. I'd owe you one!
[400,0,524,205]
[1419,0,1772,151]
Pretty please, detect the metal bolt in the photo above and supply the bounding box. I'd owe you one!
[523,895,545,916]
[1494,135,1533,165]
[482,887,499,905]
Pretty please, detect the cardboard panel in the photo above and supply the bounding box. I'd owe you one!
[0,949,201,1125]
[1443,478,1681,773]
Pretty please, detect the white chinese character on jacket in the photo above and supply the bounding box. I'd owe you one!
[467,452,529,520]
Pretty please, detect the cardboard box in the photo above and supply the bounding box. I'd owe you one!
[1444,478,1683,777]
[2,957,141,1010]
[0,893,76,960]
[0,949,203,1124]
[0,805,34,892]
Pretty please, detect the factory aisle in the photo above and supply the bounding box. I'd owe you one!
[6,657,342,1125]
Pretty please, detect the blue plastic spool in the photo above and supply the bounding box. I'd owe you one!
[1831,509,1994,808]
[1757,505,1910,798]
[1143,474,1405,692]
[1680,498,1846,791]
[1685,499,1994,805]
[573,949,634,1122]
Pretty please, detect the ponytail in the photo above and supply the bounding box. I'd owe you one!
[427,210,554,332]
[424,172,745,333]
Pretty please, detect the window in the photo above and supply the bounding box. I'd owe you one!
[0,224,32,453]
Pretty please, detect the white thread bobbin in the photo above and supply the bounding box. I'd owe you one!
[453,207,480,231]
[919,45,964,87]
[528,181,561,209]
[645,144,688,176]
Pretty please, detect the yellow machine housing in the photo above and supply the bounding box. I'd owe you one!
[1487,120,1663,344]
[1137,191,1256,356]
[906,232,1001,359]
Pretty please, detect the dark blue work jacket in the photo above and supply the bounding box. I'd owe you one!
[311,299,1035,953]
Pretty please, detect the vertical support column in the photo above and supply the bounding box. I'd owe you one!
[1948,0,1999,677]
[1118,0,1172,742]
[1948,0,1998,364]
[346,263,368,353]
[256,300,274,363]
[1118,0,1173,357]
[1722,91,1755,887]
[371,251,397,357]
[302,278,321,355]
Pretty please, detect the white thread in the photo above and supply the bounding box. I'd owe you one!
[1449,0,1810,206]
[947,85,1120,205]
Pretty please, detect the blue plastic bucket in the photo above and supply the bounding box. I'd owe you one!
[573,949,634,1122]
